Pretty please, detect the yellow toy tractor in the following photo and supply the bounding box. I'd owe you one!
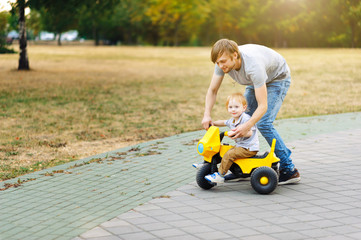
[196,126,280,194]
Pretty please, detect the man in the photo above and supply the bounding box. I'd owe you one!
[202,39,300,185]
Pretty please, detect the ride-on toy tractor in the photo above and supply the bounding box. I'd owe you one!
[196,126,280,194]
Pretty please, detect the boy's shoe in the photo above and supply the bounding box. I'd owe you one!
[279,168,301,185]
[192,162,205,169]
[205,172,225,183]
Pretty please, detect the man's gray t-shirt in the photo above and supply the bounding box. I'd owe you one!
[215,44,290,88]
[225,112,259,152]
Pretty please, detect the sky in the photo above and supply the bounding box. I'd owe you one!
[0,0,13,11]
[0,0,31,14]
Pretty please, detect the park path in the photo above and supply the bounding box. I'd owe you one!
[0,112,360,240]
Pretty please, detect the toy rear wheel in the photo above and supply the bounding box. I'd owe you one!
[250,166,278,194]
[196,163,216,190]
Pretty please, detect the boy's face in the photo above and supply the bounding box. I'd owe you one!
[228,99,246,119]
[216,51,238,73]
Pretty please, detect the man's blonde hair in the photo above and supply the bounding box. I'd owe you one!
[226,93,247,109]
[211,39,240,63]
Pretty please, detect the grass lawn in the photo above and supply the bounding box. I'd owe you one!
[0,45,360,181]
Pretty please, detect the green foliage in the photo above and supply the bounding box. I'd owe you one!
[337,0,361,47]
[0,11,16,54]
[77,0,118,45]
[7,0,359,47]
[145,0,210,46]
[33,1,78,35]
[26,9,41,37]
[0,11,7,32]
[0,11,8,49]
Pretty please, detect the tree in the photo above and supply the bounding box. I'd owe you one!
[145,0,210,46]
[5,0,359,48]
[338,0,361,47]
[26,9,42,39]
[29,0,79,46]
[200,0,274,45]
[77,0,117,45]
[0,11,9,53]
[17,0,29,70]
[113,0,153,45]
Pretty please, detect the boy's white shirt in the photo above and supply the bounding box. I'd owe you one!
[224,112,259,151]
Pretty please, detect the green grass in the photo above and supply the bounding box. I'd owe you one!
[0,45,360,181]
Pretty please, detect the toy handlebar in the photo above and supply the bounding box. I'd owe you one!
[220,131,230,141]
[220,132,226,141]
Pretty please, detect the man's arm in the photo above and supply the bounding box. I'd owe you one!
[202,73,224,129]
[229,84,268,138]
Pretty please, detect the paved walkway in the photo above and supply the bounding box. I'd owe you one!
[0,112,360,240]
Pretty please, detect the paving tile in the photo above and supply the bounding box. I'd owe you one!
[270,231,308,240]
[226,227,261,238]
[245,235,278,240]
[181,225,214,234]
[137,222,172,232]
[104,224,144,235]
[326,236,358,240]
[99,218,130,228]
[254,224,289,234]
[301,228,337,238]
[82,236,122,240]
[149,228,187,238]
[346,231,361,240]
[193,231,232,240]
[164,235,201,240]
[335,216,361,225]
[80,227,112,238]
[124,216,159,225]
[119,231,157,240]
[152,212,187,222]
[326,225,361,235]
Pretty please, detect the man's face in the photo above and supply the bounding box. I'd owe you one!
[216,52,237,73]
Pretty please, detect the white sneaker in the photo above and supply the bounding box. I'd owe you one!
[205,172,225,183]
[192,162,205,169]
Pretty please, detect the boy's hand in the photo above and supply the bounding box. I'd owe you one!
[202,116,213,130]
[227,130,235,137]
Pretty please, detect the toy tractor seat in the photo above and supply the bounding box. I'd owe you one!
[250,151,269,159]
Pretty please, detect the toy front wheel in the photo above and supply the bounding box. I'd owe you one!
[250,166,278,194]
[196,163,216,190]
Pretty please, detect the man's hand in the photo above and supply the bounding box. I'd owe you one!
[202,115,213,130]
[227,124,251,139]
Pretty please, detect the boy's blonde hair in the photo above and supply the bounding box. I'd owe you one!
[226,93,247,109]
[211,39,240,63]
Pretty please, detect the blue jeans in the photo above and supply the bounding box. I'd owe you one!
[244,77,294,171]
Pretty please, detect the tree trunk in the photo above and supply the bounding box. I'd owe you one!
[57,33,62,46]
[18,0,29,70]
[92,20,99,46]
[173,16,182,46]
[350,22,356,48]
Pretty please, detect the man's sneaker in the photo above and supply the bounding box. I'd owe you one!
[224,173,244,182]
[192,162,205,169]
[205,172,225,183]
[279,168,301,185]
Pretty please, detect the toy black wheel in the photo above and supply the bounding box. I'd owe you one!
[250,166,278,194]
[196,163,216,190]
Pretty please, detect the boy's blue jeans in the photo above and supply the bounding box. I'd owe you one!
[244,77,295,171]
